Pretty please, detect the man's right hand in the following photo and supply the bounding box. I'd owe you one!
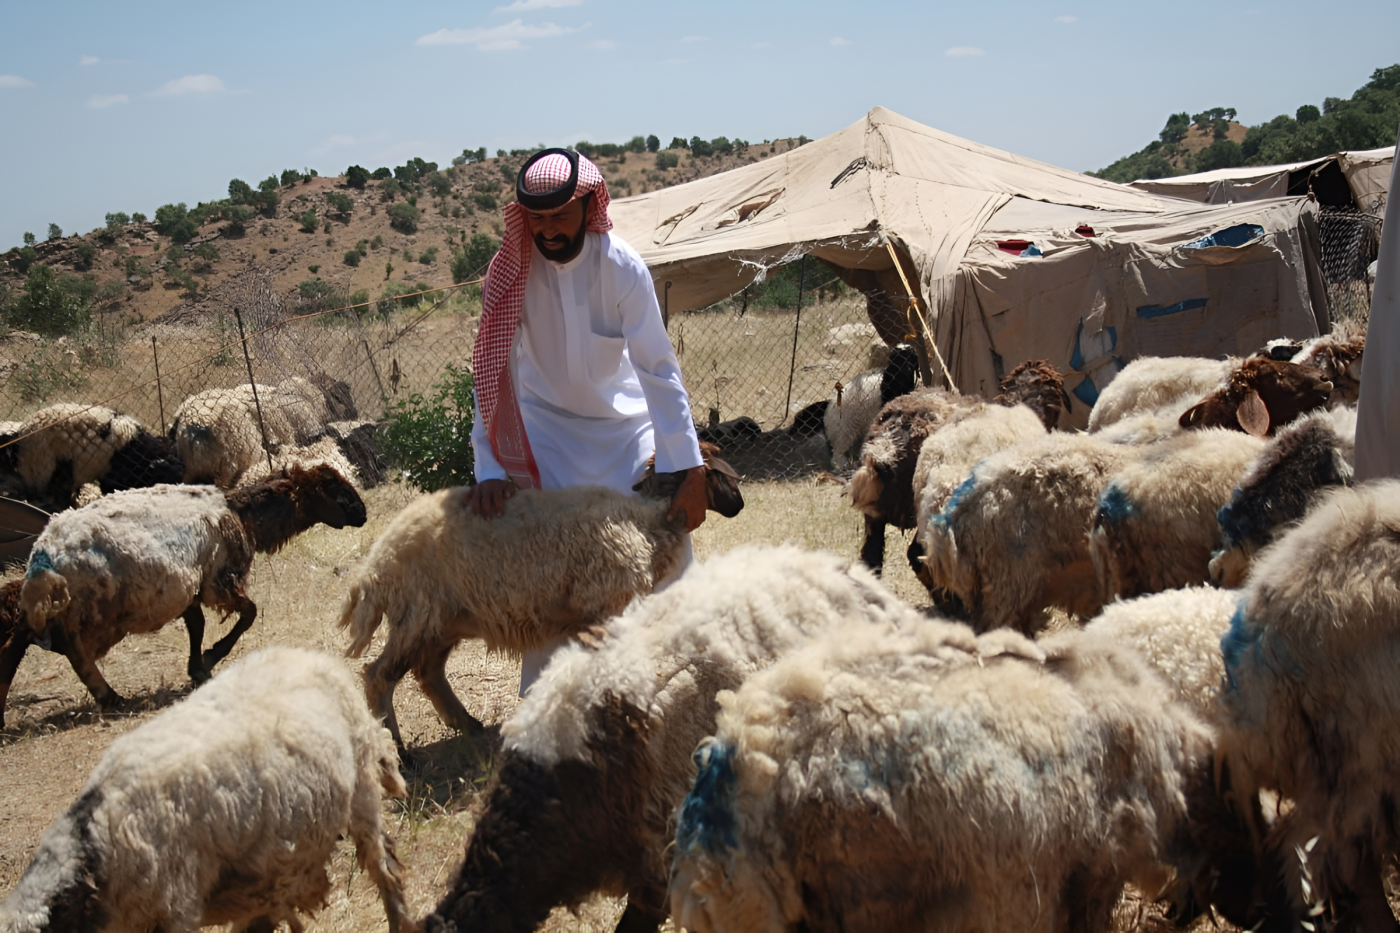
[467,479,516,519]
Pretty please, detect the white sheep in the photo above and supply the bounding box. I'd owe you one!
[172,377,331,487]
[1087,356,1233,432]
[341,455,743,751]
[1087,427,1267,602]
[419,544,916,933]
[1219,479,1400,931]
[823,368,885,470]
[669,612,1263,933]
[0,646,409,933]
[236,435,360,488]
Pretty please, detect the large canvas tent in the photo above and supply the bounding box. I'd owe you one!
[1128,147,1393,211]
[611,107,1327,428]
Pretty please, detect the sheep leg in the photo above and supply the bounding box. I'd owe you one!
[0,632,31,729]
[414,642,485,736]
[365,651,413,752]
[181,604,209,684]
[52,630,122,709]
[201,597,258,671]
[860,515,887,574]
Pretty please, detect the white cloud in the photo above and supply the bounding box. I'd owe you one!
[310,131,387,156]
[830,37,851,46]
[495,0,580,10]
[1054,15,1076,23]
[80,54,100,66]
[87,93,128,108]
[680,35,707,43]
[587,38,616,50]
[944,46,985,57]
[416,19,578,50]
[0,74,35,88]
[150,74,225,96]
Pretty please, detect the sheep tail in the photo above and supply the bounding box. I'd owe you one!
[20,549,71,629]
[338,575,385,659]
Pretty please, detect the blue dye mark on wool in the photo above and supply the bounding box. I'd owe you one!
[675,741,739,855]
[25,548,53,579]
[1220,603,1254,692]
[934,473,979,532]
[1096,484,1135,526]
[1217,492,1246,549]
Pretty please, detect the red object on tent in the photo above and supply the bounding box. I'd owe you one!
[996,239,1034,254]
[1076,224,1096,237]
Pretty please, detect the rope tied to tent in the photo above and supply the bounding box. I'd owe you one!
[885,241,955,389]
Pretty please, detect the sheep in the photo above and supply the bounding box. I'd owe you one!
[0,646,409,933]
[236,435,360,488]
[319,420,389,488]
[20,464,366,710]
[1211,406,1357,588]
[993,358,1071,430]
[909,401,1046,601]
[924,431,1137,634]
[823,343,920,469]
[696,416,762,447]
[1178,357,1332,436]
[418,544,917,933]
[1291,327,1364,406]
[1087,428,1268,603]
[669,612,1265,933]
[2,404,183,508]
[1087,356,1233,432]
[0,580,28,729]
[1218,480,1400,931]
[172,377,333,487]
[340,444,744,751]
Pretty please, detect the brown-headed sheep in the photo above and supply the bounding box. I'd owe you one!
[1178,357,1332,437]
[20,465,366,710]
[0,647,409,933]
[418,545,915,933]
[1292,327,1364,407]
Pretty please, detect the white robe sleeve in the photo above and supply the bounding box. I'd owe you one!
[615,251,704,474]
[469,394,507,484]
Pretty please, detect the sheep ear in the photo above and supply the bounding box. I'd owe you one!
[1179,402,1206,428]
[1236,389,1270,437]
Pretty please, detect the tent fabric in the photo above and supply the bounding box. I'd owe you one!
[1338,146,1394,211]
[1354,129,1400,481]
[1130,148,1394,209]
[611,107,1327,429]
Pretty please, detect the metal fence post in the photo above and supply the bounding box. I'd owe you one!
[782,255,808,424]
[232,306,276,476]
[150,336,166,435]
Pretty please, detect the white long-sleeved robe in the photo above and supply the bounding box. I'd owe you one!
[471,230,703,493]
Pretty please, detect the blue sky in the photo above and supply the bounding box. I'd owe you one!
[2,0,1398,250]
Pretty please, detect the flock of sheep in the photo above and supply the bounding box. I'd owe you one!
[0,320,1395,933]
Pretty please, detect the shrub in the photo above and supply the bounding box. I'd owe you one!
[154,203,199,244]
[347,289,370,314]
[344,249,361,267]
[450,232,499,284]
[191,242,220,262]
[345,164,370,189]
[428,172,452,198]
[8,264,93,336]
[419,246,438,264]
[377,280,421,314]
[471,191,497,211]
[456,146,487,165]
[387,201,420,234]
[668,136,687,150]
[379,178,403,201]
[371,166,392,180]
[325,191,353,222]
[371,234,384,249]
[105,211,130,230]
[281,168,303,186]
[47,223,63,241]
[22,232,36,247]
[646,134,660,152]
[132,212,148,223]
[308,264,321,274]
[74,242,97,271]
[355,239,369,255]
[379,362,475,492]
[656,151,679,170]
[221,204,252,237]
[11,246,39,274]
[297,277,337,312]
[297,208,319,233]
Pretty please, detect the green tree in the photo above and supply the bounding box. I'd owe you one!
[47,223,62,241]
[325,191,354,223]
[689,136,714,157]
[371,166,392,180]
[1296,104,1321,124]
[655,151,679,170]
[471,191,497,211]
[428,172,453,198]
[646,134,660,152]
[343,249,361,267]
[105,212,130,230]
[281,168,303,186]
[131,212,147,223]
[228,178,254,203]
[297,208,319,233]
[11,246,39,273]
[258,176,279,192]
[387,201,420,234]
[711,136,733,155]
[379,363,476,492]
[1193,139,1244,172]
[22,232,36,246]
[8,264,92,336]
[154,203,199,244]
[345,164,370,189]
[1159,112,1191,144]
[451,232,499,284]
[74,242,96,271]
[668,136,687,150]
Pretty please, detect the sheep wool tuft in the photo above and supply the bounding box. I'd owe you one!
[1087,356,1232,432]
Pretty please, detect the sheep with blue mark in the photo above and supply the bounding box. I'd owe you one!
[1218,480,1400,931]
[18,464,365,715]
[1087,427,1267,603]
[0,646,410,933]
[418,545,914,933]
[669,609,1269,933]
[1210,405,1356,588]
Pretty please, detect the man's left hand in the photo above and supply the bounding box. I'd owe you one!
[667,466,708,533]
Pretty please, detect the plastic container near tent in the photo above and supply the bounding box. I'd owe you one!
[611,107,1330,428]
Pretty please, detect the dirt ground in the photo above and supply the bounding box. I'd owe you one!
[0,477,1227,932]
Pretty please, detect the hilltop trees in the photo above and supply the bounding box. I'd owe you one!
[345,164,370,189]
[154,203,198,244]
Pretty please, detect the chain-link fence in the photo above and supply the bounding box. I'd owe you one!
[1317,205,1383,328]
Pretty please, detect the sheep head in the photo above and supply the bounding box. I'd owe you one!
[994,359,1069,431]
[633,442,744,518]
[1179,359,1332,437]
[1294,332,1365,406]
[20,550,70,631]
[226,464,366,553]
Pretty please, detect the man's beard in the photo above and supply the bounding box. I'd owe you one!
[534,230,579,262]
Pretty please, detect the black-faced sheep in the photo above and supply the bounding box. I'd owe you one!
[1210,406,1356,588]
[1178,357,1332,437]
[172,377,335,487]
[20,464,366,710]
[823,343,920,469]
[341,445,743,751]
[1,404,183,508]
[1087,356,1232,432]
[1087,428,1267,602]
[418,544,915,933]
[670,613,1266,933]
[923,432,1136,634]
[0,646,409,933]
[1219,480,1400,931]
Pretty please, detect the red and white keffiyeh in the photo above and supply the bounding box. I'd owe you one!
[473,151,612,488]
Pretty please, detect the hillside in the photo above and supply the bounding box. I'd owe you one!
[0,137,807,335]
[1092,64,1400,183]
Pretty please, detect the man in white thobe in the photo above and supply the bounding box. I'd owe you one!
[467,148,706,692]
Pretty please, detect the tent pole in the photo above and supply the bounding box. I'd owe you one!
[783,256,807,424]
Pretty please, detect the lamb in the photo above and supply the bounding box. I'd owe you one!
[418,544,917,933]
[340,444,744,750]
[1087,428,1268,602]
[0,646,410,933]
[909,401,1046,601]
[1210,406,1357,588]
[1178,357,1332,436]
[1,404,183,508]
[1087,356,1232,432]
[1218,480,1400,931]
[20,464,366,710]
[172,377,334,487]
[669,612,1265,933]
[823,343,920,469]
[923,431,1136,634]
